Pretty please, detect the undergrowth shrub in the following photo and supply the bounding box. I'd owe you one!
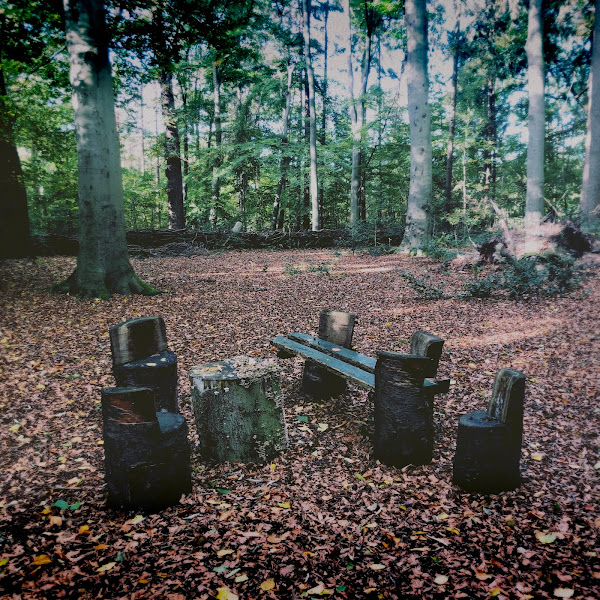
[398,270,446,300]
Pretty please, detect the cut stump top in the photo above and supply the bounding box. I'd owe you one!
[189,356,279,383]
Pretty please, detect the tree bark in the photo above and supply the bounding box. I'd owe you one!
[302,0,320,231]
[210,61,222,227]
[401,0,432,250]
[160,69,185,229]
[444,19,460,220]
[580,0,600,231]
[524,0,545,229]
[0,65,31,258]
[58,0,155,298]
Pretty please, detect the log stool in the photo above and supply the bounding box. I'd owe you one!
[302,309,357,399]
[410,330,446,407]
[109,316,178,413]
[453,369,526,494]
[190,356,288,463]
[101,387,191,510]
[373,352,436,468]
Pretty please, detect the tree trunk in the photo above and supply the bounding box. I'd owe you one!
[271,62,294,230]
[0,66,31,258]
[401,0,431,250]
[580,0,600,231]
[58,0,155,298]
[210,61,222,227]
[303,0,320,231]
[318,0,329,230]
[159,70,185,229]
[524,0,545,229]
[444,19,460,219]
[346,0,360,227]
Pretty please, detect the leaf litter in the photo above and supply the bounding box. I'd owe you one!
[0,249,598,599]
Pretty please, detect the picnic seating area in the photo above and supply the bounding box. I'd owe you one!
[102,311,527,509]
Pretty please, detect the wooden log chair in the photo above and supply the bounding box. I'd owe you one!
[101,387,192,510]
[109,316,178,413]
[452,369,526,494]
[189,356,288,463]
[373,352,437,468]
[301,309,357,399]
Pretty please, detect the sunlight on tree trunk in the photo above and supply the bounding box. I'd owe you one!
[580,0,600,232]
[57,0,156,298]
[401,0,431,251]
[524,0,545,229]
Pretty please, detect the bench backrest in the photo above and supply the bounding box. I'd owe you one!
[101,387,158,424]
[487,368,526,429]
[410,331,444,375]
[109,316,169,366]
[318,309,357,349]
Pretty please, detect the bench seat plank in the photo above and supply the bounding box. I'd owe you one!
[270,336,375,390]
[285,333,450,395]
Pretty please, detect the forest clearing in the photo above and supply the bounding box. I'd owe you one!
[0,249,598,599]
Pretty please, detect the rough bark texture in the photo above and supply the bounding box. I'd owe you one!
[444,19,460,219]
[101,387,191,510]
[302,310,357,399]
[109,317,178,413]
[190,357,287,463]
[160,69,185,230]
[0,67,32,258]
[453,369,526,494]
[580,0,600,232]
[524,0,545,229]
[373,352,434,468]
[402,0,432,250]
[59,0,155,298]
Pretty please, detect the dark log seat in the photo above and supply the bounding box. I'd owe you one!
[109,316,178,413]
[101,387,191,510]
[453,368,526,494]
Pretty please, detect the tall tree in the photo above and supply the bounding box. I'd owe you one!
[524,0,545,228]
[57,0,155,298]
[303,0,320,230]
[580,0,600,231]
[401,0,431,250]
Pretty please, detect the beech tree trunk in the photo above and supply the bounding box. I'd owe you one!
[302,0,320,231]
[580,0,600,232]
[524,0,545,229]
[444,20,460,220]
[402,0,431,250]
[59,0,155,298]
[210,62,222,227]
[0,67,31,258]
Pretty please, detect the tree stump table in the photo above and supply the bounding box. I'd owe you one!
[302,309,357,399]
[109,316,178,413]
[101,387,191,510]
[189,356,288,463]
[453,369,526,493]
[373,352,436,468]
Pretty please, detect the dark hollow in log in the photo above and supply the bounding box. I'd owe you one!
[109,317,178,413]
[101,387,191,510]
[190,357,287,463]
[373,352,434,468]
[302,309,357,399]
[453,369,526,494]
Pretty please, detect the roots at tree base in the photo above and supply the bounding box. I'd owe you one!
[53,267,159,299]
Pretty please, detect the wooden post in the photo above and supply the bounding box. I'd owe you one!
[190,356,288,463]
[302,309,357,399]
[453,369,526,493]
[109,316,178,413]
[101,387,191,510]
[373,352,435,468]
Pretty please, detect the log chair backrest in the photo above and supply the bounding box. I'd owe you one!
[410,331,445,376]
[318,309,357,349]
[487,368,526,429]
[375,352,434,388]
[101,387,158,424]
[109,316,169,366]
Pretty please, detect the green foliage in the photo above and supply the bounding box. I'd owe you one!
[397,270,446,300]
[463,253,583,300]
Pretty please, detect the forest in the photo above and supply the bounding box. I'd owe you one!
[1,0,599,260]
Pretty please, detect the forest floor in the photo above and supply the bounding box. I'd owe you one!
[0,249,599,600]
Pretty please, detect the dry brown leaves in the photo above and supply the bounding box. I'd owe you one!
[0,250,598,599]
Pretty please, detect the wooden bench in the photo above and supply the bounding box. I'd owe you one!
[271,327,450,468]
